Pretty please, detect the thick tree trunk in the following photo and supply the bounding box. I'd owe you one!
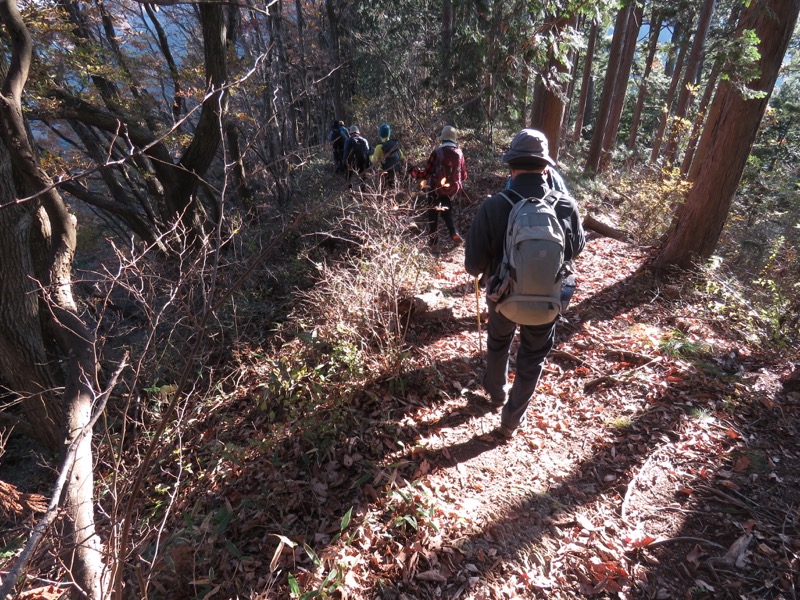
[655,0,800,270]
[663,0,716,166]
[530,14,576,160]
[0,152,62,453]
[627,11,663,151]
[572,19,597,142]
[0,0,105,596]
[680,3,741,177]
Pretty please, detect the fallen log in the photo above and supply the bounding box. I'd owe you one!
[583,214,631,242]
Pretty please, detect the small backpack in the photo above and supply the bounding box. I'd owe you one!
[488,189,566,326]
[380,139,402,171]
[433,145,463,196]
[348,136,370,171]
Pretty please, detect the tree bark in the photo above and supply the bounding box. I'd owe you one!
[441,0,454,96]
[663,0,716,166]
[572,19,597,143]
[649,15,691,164]
[598,1,643,172]
[680,2,741,177]
[654,0,800,270]
[627,10,663,151]
[585,2,634,175]
[530,14,576,160]
[325,0,343,118]
[0,0,105,596]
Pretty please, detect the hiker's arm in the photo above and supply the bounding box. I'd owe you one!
[370,144,382,166]
[558,197,586,261]
[413,151,437,179]
[464,203,492,277]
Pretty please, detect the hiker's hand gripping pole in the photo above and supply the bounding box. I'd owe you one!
[474,277,483,354]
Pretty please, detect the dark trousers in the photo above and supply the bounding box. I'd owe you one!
[333,141,345,173]
[425,193,457,245]
[483,297,555,429]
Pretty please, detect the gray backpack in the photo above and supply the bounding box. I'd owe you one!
[488,189,566,325]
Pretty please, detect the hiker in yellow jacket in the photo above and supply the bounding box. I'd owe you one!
[370,123,404,189]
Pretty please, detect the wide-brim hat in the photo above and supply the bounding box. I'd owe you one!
[439,125,458,143]
[502,129,556,167]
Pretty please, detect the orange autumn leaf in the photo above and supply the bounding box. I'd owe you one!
[733,455,750,472]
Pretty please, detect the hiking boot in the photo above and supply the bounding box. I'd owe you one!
[482,373,506,407]
[451,233,463,245]
[495,424,516,439]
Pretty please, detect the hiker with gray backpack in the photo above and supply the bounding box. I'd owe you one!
[465,129,585,439]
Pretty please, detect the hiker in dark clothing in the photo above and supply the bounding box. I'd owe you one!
[465,129,585,438]
[328,120,348,173]
[410,126,467,250]
[371,123,404,189]
[343,125,371,188]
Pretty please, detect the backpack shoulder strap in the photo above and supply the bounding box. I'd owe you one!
[498,192,516,208]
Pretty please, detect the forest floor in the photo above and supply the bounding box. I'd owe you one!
[2,178,800,600]
[151,185,799,599]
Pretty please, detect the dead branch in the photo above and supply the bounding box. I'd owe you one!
[583,374,622,393]
[644,536,726,551]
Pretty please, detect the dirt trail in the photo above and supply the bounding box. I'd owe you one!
[372,232,800,599]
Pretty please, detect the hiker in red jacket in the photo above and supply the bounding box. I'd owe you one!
[410,126,467,251]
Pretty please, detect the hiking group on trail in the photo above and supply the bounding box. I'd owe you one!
[327,124,585,438]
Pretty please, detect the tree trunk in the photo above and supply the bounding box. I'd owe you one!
[654,0,800,270]
[664,17,685,78]
[0,155,62,453]
[680,2,741,177]
[627,11,663,151]
[325,0,343,117]
[0,0,105,596]
[585,2,633,175]
[572,19,597,142]
[649,16,691,164]
[441,0,454,96]
[663,0,716,166]
[679,60,720,177]
[530,14,576,160]
[598,1,643,172]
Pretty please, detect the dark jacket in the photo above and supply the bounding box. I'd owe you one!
[465,172,585,281]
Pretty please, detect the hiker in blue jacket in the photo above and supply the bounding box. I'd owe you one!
[465,129,585,438]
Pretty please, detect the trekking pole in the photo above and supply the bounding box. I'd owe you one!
[474,277,483,354]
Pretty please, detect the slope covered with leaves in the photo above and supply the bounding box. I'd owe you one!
[135,174,799,598]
